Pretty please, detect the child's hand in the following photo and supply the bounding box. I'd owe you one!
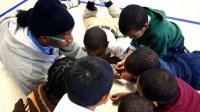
[114,73,122,79]
[115,60,125,71]
[110,92,130,103]
[115,60,125,74]
[121,72,133,82]
[114,72,133,82]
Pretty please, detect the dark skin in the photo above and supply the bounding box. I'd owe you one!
[34,29,74,105]
[115,22,149,73]
[114,72,134,82]
[86,42,109,57]
[111,92,131,103]
[13,30,74,111]
[36,29,74,48]
[125,22,149,40]
[86,42,122,64]
[111,75,177,108]
[138,76,181,108]
[115,66,135,82]
[111,71,137,102]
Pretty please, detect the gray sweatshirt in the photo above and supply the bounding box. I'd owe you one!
[0,16,86,95]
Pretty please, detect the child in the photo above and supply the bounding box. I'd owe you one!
[118,93,154,112]
[83,0,127,62]
[54,56,114,112]
[13,57,76,112]
[116,4,185,68]
[112,47,200,102]
[124,47,200,90]
[137,68,200,112]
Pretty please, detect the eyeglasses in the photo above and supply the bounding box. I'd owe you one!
[47,36,65,42]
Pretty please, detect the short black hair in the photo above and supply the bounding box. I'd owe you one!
[65,56,114,106]
[138,68,178,103]
[84,27,108,51]
[45,57,76,100]
[118,93,154,112]
[119,4,148,35]
[124,47,159,78]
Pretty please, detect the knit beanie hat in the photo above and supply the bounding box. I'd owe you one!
[29,0,75,36]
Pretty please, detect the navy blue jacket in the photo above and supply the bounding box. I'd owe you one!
[159,51,200,90]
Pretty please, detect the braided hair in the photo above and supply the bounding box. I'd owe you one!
[45,57,76,100]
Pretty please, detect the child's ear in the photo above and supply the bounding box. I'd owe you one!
[106,41,109,48]
[152,101,158,108]
[101,93,111,104]
[144,22,149,29]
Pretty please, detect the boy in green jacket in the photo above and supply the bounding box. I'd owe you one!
[116,4,185,69]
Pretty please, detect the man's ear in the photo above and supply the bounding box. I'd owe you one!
[101,93,111,104]
[152,101,158,108]
[39,36,49,43]
[37,36,50,46]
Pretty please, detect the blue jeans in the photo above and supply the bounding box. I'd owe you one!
[164,36,186,60]
[179,51,200,90]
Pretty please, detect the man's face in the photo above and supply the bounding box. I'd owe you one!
[47,28,74,48]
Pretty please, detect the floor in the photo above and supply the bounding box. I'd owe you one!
[0,0,200,111]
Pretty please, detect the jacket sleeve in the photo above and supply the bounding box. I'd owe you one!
[129,39,138,51]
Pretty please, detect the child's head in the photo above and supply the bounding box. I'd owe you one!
[124,47,159,79]
[45,57,76,101]
[137,68,178,105]
[84,27,108,57]
[119,4,149,40]
[118,93,154,112]
[65,56,114,108]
